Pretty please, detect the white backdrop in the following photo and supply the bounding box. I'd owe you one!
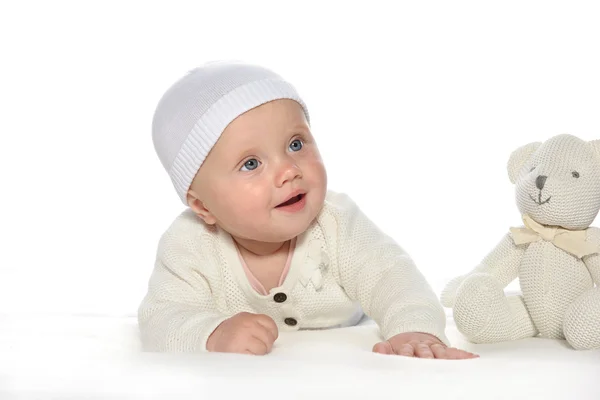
[1,0,599,317]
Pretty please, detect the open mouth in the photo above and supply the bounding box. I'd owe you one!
[276,193,305,208]
[530,192,551,205]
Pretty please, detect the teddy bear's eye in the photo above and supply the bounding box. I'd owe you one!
[572,171,580,178]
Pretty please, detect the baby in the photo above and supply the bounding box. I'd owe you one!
[138,61,477,359]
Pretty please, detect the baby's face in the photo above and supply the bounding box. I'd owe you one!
[189,99,327,243]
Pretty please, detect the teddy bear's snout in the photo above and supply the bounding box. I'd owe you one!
[536,175,547,190]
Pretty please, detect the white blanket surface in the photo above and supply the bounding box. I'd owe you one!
[1,313,598,400]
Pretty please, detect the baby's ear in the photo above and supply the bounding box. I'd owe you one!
[187,190,217,225]
[589,139,600,160]
[507,141,541,184]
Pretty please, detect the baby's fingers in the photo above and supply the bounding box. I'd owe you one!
[245,336,269,355]
[430,343,448,358]
[254,314,279,341]
[413,343,434,359]
[373,341,415,357]
[439,346,479,360]
[372,341,394,355]
[395,343,415,357]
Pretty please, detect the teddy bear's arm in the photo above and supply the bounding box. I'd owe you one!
[441,233,525,307]
[583,227,600,285]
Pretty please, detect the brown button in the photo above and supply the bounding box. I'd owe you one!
[284,318,297,326]
[274,293,287,303]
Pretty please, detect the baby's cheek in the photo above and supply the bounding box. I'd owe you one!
[310,160,328,189]
[234,200,256,217]
[300,150,325,176]
[233,185,268,214]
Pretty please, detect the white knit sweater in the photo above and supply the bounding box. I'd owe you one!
[138,191,449,352]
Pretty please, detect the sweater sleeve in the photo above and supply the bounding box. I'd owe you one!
[137,218,230,353]
[325,193,449,345]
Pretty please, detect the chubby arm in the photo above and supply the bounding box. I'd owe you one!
[441,233,526,307]
[583,227,600,285]
[138,229,230,353]
[324,193,449,345]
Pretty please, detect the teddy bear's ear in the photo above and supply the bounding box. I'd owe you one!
[507,141,541,184]
[589,139,600,160]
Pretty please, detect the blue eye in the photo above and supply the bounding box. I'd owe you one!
[240,158,260,171]
[289,139,303,152]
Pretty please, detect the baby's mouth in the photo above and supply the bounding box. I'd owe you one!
[276,194,305,208]
[530,191,551,205]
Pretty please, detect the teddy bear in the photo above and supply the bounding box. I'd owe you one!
[441,133,600,350]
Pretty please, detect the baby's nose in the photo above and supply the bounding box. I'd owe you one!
[536,175,547,190]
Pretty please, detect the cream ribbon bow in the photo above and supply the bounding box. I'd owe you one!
[509,214,599,259]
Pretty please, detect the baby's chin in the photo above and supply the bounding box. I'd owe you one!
[234,218,315,244]
[255,223,312,243]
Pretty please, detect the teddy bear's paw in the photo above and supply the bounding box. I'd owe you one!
[563,287,600,350]
[440,275,466,308]
[453,273,509,342]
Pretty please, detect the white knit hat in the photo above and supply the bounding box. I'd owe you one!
[152,61,310,205]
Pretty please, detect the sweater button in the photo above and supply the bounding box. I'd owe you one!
[284,318,297,326]
[273,293,287,303]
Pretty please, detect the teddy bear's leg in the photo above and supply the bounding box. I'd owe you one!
[563,287,600,350]
[453,273,538,343]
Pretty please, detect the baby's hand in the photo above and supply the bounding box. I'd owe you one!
[372,332,478,360]
[207,312,279,355]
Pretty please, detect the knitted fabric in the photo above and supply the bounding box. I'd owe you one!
[138,192,449,352]
[442,134,600,350]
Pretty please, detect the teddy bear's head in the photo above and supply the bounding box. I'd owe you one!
[508,134,600,230]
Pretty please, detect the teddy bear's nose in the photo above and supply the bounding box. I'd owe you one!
[536,175,547,190]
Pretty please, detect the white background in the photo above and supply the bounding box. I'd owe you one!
[1,0,600,317]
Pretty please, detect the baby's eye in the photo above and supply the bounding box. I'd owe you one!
[240,158,261,171]
[572,171,580,178]
[289,139,304,152]
[529,166,536,172]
